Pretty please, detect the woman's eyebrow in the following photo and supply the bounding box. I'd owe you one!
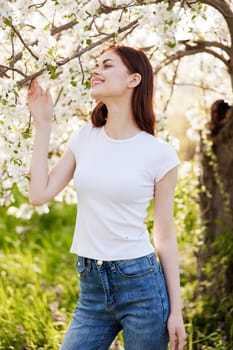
[96,58,114,67]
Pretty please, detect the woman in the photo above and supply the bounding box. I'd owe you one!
[28,45,186,350]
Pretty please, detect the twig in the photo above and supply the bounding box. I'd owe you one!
[54,87,64,107]
[10,30,15,79]
[78,57,85,84]
[0,64,27,77]
[51,19,78,36]
[18,68,46,87]
[11,24,39,61]
[29,0,47,9]
[174,82,226,94]
[162,60,180,115]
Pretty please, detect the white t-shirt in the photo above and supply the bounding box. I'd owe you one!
[69,123,179,260]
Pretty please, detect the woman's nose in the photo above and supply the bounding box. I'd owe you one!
[92,69,99,76]
[92,64,102,75]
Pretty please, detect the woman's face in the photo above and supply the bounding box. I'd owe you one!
[90,50,133,101]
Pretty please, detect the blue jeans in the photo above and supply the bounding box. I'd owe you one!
[60,253,169,350]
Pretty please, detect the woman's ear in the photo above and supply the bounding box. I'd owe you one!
[128,73,142,88]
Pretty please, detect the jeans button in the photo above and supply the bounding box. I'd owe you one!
[97,260,103,266]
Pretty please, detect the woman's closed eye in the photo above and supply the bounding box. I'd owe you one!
[94,63,113,69]
[103,64,113,69]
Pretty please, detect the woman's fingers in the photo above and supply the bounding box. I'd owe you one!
[28,78,45,99]
[45,87,52,101]
[28,79,37,99]
[177,330,186,350]
[169,329,176,350]
[168,319,186,350]
[27,78,54,123]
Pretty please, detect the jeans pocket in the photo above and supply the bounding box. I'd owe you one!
[116,255,154,279]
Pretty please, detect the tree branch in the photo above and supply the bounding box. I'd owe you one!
[17,19,139,87]
[8,18,79,67]
[18,68,46,87]
[174,81,226,94]
[51,19,78,36]
[11,25,39,61]
[56,19,139,66]
[201,0,233,39]
[8,40,38,67]
[0,65,27,78]
[149,0,233,46]
[162,60,180,115]
[181,39,231,57]
[155,42,229,74]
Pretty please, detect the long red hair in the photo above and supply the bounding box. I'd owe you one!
[91,45,156,135]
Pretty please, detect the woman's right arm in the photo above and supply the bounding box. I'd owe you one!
[28,79,76,206]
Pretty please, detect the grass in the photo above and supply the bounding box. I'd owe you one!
[0,202,78,349]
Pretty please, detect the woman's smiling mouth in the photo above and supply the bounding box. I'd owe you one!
[91,78,105,87]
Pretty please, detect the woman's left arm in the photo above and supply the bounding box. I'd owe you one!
[153,167,186,350]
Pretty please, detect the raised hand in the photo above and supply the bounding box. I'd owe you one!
[27,78,54,128]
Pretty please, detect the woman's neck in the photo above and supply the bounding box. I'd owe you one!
[104,103,140,139]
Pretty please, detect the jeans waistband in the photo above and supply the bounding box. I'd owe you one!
[77,252,156,271]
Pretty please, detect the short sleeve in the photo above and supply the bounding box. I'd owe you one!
[69,123,89,155]
[69,129,79,154]
[154,142,180,183]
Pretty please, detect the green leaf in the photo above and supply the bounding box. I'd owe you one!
[22,130,32,139]
[166,19,173,26]
[70,81,77,87]
[84,80,91,89]
[43,24,50,31]
[166,5,173,11]
[47,46,56,57]
[166,41,176,49]
[3,18,12,26]
[47,65,57,80]
[86,38,92,45]
[1,99,8,106]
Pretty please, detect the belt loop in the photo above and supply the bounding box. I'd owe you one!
[147,253,154,266]
[110,262,116,272]
[76,256,86,269]
[85,258,92,272]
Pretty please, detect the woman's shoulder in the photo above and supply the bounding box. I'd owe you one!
[73,121,92,134]
[141,132,177,153]
[69,122,95,152]
[70,122,97,140]
[141,133,180,182]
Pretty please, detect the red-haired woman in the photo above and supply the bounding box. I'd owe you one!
[28,45,186,350]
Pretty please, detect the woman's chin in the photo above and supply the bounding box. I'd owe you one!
[90,89,99,99]
[90,90,104,102]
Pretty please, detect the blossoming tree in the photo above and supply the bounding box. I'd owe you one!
[1,0,233,342]
[1,0,232,209]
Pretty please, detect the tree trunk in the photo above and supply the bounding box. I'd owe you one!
[200,115,233,236]
[198,107,233,336]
